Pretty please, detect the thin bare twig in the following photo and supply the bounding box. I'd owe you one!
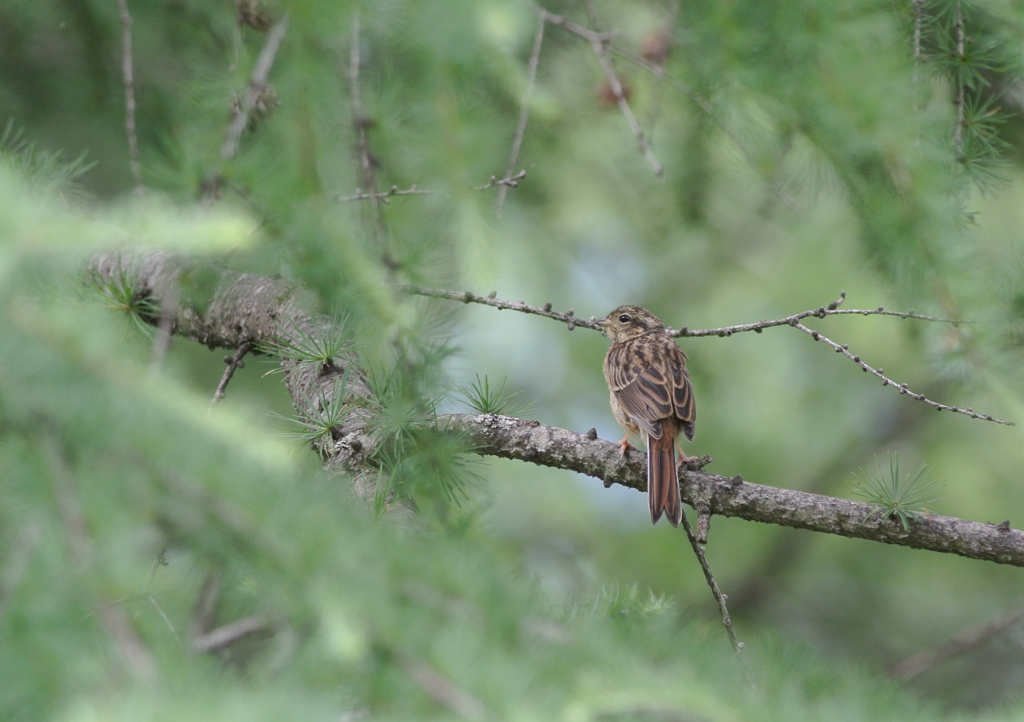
[117,0,143,193]
[398,285,589,331]
[145,546,167,593]
[912,0,924,83]
[496,14,545,216]
[609,43,804,218]
[911,0,926,151]
[399,286,963,334]
[792,317,1009,423]
[473,170,527,191]
[636,0,678,139]
[399,285,1011,425]
[676,291,967,337]
[141,547,180,645]
[348,15,371,183]
[191,571,221,641]
[148,594,183,647]
[679,510,744,656]
[535,10,616,47]
[538,6,802,216]
[348,14,397,275]
[221,16,289,162]
[335,175,523,202]
[539,9,664,177]
[192,614,272,653]
[210,340,253,407]
[335,184,438,203]
[202,15,288,204]
[954,4,965,147]
[890,605,1024,679]
[582,0,601,29]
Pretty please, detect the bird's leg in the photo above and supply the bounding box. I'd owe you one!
[616,436,635,457]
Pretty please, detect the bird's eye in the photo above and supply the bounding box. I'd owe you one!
[618,314,631,323]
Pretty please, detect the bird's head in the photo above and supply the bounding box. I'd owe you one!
[596,305,665,343]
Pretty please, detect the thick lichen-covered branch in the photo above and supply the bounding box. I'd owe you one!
[87,251,378,492]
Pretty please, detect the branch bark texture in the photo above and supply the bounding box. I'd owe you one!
[446,414,1024,567]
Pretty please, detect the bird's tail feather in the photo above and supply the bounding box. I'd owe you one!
[647,435,681,527]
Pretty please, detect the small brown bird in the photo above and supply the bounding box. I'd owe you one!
[597,305,696,526]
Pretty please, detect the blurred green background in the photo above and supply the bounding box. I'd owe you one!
[5,0,1024,719]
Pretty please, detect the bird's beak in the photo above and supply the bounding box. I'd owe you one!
[595,317,610,329]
